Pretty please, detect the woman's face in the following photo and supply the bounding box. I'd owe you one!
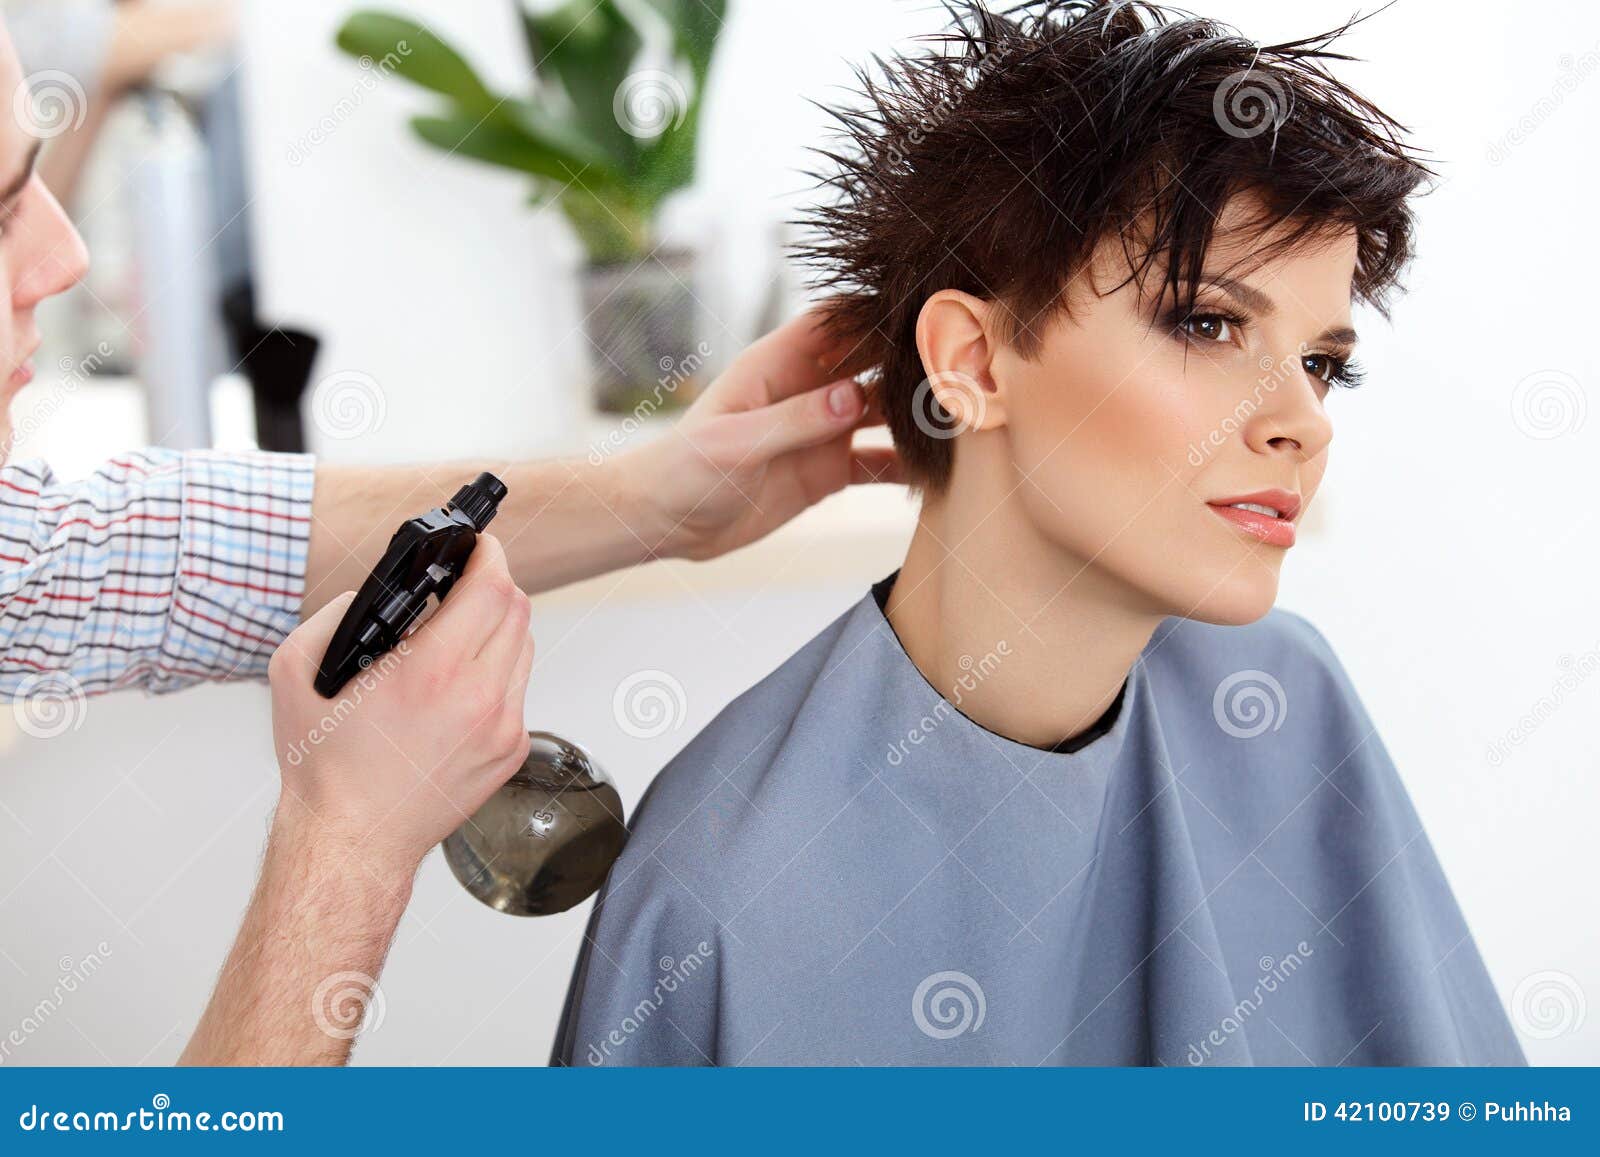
[0,23,91,463]
[991,196,1357,626]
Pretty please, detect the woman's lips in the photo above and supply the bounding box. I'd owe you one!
[1208,501,1296,548]
[8,359,34,389]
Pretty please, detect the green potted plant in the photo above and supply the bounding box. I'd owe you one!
[336,0,726,414]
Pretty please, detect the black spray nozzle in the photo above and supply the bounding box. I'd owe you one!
[313,471,511,697]
[448,471,507,532]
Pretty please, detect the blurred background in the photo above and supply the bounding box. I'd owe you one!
[2,0,1597,1065]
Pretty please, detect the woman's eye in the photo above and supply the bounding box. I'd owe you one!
[1301,353,1366,390]
[1183,314,1233,343]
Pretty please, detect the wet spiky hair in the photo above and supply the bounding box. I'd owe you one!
[795,0,1434,489]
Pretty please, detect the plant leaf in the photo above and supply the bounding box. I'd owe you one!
[635,0,727,89]
[500,99,617,171]
[560,184,650,264]
[335,11,498,116]
[627,0,726,206]
[522,0,643,174]
[410,110,620,190]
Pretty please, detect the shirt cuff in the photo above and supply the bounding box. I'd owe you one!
[156,450,316,691]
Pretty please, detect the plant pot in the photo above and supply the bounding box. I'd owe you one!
[580,250,706,416]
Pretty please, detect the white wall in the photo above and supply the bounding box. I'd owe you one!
[3,0,1597,1065]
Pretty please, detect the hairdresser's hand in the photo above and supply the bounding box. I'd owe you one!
[265,534,535,877]
[185,537,530,1066]
[622,307,905,562]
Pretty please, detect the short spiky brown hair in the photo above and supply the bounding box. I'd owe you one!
[796,0,1433,490]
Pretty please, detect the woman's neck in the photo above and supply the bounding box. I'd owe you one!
[884,467,1167,750]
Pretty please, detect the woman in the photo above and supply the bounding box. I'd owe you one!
[552,0,1526,1065]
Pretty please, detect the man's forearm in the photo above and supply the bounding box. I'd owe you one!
[304,456,665,616]
[180,805,413,1066]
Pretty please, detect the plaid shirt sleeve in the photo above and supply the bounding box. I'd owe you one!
[0,447,316,698]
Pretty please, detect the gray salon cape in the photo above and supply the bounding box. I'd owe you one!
[551,574,1525,1066]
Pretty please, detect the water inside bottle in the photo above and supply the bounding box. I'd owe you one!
[442,731,628,916]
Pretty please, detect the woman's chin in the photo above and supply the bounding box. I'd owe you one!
[1172,572,1282,627]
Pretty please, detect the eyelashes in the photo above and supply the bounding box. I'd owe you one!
[1161,306,1365,390]
[1303,352,1365,390]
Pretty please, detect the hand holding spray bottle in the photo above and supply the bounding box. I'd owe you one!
[315,473,628,915]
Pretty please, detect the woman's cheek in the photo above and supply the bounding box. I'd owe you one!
[1006,354,1191,526]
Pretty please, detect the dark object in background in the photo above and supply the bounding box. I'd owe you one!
[443,732,628,916]
[221,281,320,452]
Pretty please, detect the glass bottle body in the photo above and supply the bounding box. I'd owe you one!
[442,731,627,916]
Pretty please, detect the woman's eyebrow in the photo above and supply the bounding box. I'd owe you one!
[0,142,42,206]
[1202,273,1359,346]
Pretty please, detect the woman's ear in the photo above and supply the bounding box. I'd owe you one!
[914,289,1008,435]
